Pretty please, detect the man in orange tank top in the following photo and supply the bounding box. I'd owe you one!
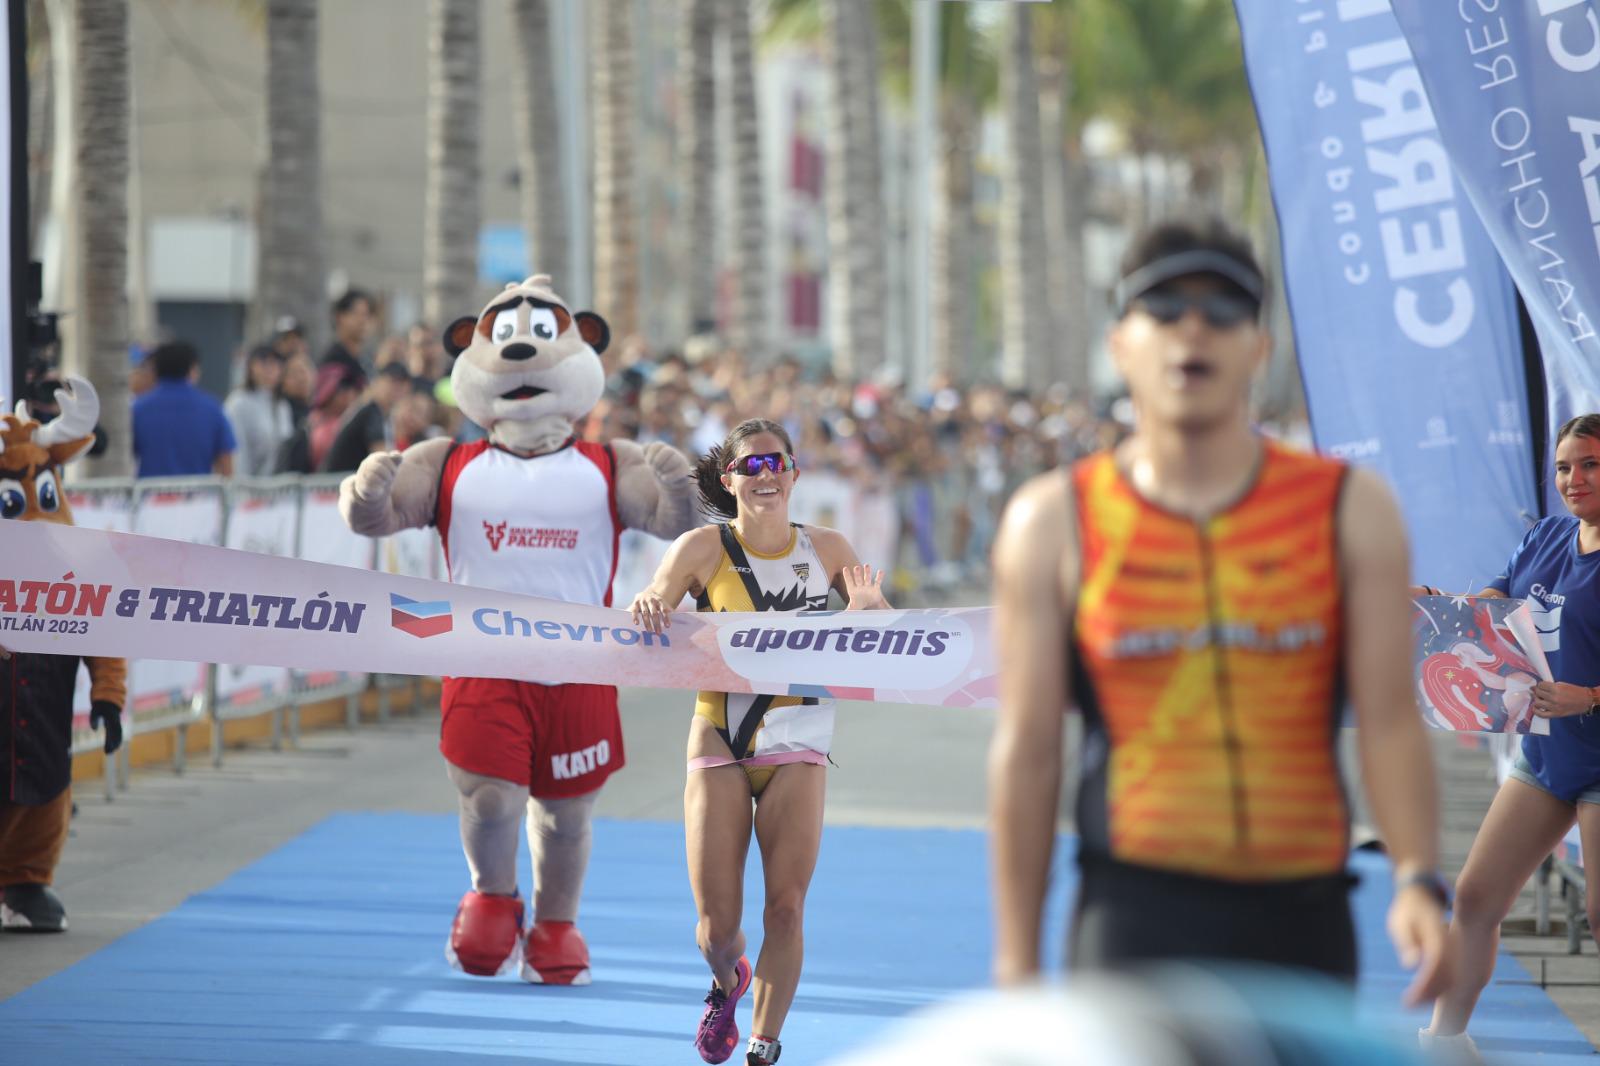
[988,220,1452,1004]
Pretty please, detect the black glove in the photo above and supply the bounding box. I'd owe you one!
[89,700,123,754]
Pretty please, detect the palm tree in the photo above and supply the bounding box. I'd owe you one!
[679,0,717,335]
[423,0,481,327]
[257,0,325,355]
[71,0,130,477]
[723,0,768,364]
[925,7,993,383]
[25,0,55,250]
[997,3,1051,390]
[511,0,568,292]
[1071,0,1256,222]
[820,0,888,378]
[591,0,638,340]
[1033,0,1091,394]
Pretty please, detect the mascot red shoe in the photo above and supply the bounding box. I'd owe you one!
[340,277,694,983]
[0,378,126,932]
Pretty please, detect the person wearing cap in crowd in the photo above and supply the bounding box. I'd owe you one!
[320,362,411,474]
[131,340,236,478]
[277,360,365,475]
[271,315,310,365]
[225,345,294,477]
[988,219,1453,1001]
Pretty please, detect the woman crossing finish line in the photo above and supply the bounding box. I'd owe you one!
[629,418,891,1066]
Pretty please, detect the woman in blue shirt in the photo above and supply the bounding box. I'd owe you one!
[1420,414,1600,1055]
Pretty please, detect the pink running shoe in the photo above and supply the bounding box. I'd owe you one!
[694,955,753,1064]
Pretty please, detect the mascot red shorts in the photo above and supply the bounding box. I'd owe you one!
[440,678,625,798]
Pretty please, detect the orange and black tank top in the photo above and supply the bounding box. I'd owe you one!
[1071,440,1349,882]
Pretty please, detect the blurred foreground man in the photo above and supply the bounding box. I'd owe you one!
[988,221,1452,1005]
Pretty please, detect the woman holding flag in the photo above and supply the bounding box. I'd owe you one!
[629,417,889,1066]
[1420,414,1600,1057]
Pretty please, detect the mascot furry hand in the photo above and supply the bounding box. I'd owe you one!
[0,377,127,933]
[338,276,694,985]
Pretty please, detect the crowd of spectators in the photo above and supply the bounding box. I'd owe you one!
[586,337,1129,586]
[35,289,1306,584]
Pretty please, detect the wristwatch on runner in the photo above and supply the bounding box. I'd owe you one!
[1395,869,1451,908]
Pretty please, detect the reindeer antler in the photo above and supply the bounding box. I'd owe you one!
[32,376,100,447]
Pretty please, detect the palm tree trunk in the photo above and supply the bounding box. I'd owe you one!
[25,0,54,250]
[1037,30,1089,395]
[591,0,638,338]
[822,0,884,379]
[1058,141,1092,394]
[722,0,767,364]
[998,4,1051,390]
[257,0,325,354]
[423,0,481,327]
[930,93,976,383]
[71,0,129,477]
[850,0,886,375]
[511,0,568,294]
[679,0,717,335]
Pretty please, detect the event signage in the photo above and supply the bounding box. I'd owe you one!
[1390,0,1600,513]
[1413,594,1551,735]
[2,522,1560,735]
[3,521,1001,710]
[1233,0,1537,589]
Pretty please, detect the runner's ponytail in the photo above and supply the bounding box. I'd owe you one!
[696,445,738,520]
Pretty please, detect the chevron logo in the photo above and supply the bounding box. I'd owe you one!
[390,593,453,639]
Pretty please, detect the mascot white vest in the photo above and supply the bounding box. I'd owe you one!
[340,276,694,983]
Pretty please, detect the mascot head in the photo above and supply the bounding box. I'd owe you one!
[0,376,99,527]
[443,275,609,454]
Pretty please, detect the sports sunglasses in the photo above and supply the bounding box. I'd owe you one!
[725,451,797,476]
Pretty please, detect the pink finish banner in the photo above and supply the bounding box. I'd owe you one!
[4,522,1001,709]
[6,524,1553,732]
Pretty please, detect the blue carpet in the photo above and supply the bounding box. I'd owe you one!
[1,815,1592,1064]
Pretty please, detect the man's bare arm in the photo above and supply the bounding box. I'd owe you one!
[1343,468,1440,874]
[988,472,1074,984]
[1340,467,1449,1003]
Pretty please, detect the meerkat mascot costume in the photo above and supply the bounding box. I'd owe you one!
[0,377,126,932]
[340,276,694,984]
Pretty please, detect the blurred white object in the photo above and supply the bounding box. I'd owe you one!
[824,965,1426,1066]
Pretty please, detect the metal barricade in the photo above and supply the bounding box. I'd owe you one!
[60,473,442,784]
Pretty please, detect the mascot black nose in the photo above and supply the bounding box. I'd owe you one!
[501,342,538,362]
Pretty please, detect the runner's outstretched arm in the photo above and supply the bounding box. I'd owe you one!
[1340,467,1452,1006]
[629,526,721,633]
[988,474,1075,985]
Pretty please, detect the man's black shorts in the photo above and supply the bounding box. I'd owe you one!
[1069,851,1358,982]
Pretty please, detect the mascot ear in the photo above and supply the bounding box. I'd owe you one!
[443,316,478,359]
[48,435,96,467]
[574,311,611,355]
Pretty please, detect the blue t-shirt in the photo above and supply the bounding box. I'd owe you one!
[131,380,237,478]
[1489,515,1600,801]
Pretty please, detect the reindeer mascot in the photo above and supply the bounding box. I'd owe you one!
[341,276,694,984]
[0,378,126,932]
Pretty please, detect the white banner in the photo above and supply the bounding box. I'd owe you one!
[6,522,999,709]
[14,524,1538,732]
[126,490,222,713]
[218,491,298,706]
[67,488,136,720]
[295,487,371,688]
